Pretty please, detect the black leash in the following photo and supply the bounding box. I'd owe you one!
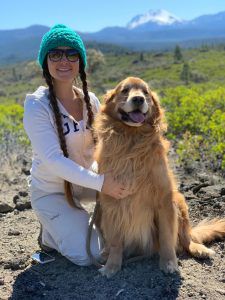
[86,201,103,268]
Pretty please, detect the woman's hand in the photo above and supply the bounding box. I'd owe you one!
[101,172,133,199]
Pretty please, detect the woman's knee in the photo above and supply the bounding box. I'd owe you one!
[67,253,92,266]
[58,234,101,266]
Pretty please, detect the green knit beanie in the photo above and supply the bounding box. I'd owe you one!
[38,24,87,68]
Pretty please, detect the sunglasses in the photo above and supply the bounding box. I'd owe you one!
[48,49,79,62]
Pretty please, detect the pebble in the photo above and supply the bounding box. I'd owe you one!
[22,168,30,175]
[0,278,4,285]
[216,288,225,295]
[18,249,25,254]
[22,158,28,166]
[8,229,20,236]
[13,195,20,204]
[199,291,206,299]
[19,191,28,197]
[199,205,204,211]
[39,281,46,287]
[13,192,29,211]
[4,257,29,270]
[10,178,19,185]
[115,289,124,297]
[221,188,225,195]
[213,203,222,209]
[15,200,31,211]
[0,202,14,213]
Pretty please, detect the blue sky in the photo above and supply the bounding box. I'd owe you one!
[1,0,225,32]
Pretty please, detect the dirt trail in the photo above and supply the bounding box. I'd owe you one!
[0,153,225,300]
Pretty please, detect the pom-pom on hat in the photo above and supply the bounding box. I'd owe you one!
[38,24,87,68]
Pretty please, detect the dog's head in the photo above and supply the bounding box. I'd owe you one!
[102,77,165,130]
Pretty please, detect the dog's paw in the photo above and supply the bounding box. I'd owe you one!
[98,256,108,264]
[99,249,109,264]
[160,258,179,274]
[99,263,121,278]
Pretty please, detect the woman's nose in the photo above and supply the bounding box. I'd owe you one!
[61,53,68,62]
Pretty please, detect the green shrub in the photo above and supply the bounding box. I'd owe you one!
[161,86,225,169]
[0,104,29,145]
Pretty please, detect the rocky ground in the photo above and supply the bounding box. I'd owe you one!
[0,150,225,300]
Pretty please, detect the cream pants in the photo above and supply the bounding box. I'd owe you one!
[31,186,102,266]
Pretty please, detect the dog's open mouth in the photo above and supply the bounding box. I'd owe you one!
[119,108,146,124]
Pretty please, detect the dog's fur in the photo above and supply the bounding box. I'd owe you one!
[93,77,225,278]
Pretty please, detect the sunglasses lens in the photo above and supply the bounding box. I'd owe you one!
[66,50,79,62]
[48,50,62,61]
[48,49,79,62]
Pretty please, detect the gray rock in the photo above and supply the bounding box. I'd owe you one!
[13,194,20,204]
[197,185,224,198]
[198,173,222,185]
[216,289,225,295]
[221,188,225,196]
[4,256,29,270]
[22,168,30,175]
[184,190,198,200]
[213,202,222,209]
[0,201,14,213]
[10,178,19,185]
[13,190,30,211]
[8,229,21,236]
[19,191,28,197]
[15,199,31,211]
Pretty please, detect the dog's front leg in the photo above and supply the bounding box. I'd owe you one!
[158,196,179,273]
[99,239,123,278]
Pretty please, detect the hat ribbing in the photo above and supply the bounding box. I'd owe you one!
[38,24,86,67]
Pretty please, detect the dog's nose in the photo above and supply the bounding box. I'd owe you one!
[132,96,144,106]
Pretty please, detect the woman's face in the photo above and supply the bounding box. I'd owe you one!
[47,46,79,83]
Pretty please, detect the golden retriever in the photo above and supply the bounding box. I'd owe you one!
[93,77,225,278]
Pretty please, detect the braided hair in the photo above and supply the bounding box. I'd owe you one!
[79,59,94,128]
[42,55,94,208]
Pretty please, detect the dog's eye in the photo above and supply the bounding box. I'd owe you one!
[121,88,129,94]
[143,89,149,95]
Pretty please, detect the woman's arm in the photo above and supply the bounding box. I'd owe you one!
[23,97,104,192]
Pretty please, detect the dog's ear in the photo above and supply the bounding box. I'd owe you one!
[150,91,167,132]
[104,89,116,104]
[151,91,161,120]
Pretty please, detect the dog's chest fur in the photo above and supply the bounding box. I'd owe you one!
[102,193,158,254]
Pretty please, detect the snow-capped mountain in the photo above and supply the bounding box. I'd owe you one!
[127,9,184,30]
[2,10,225,64]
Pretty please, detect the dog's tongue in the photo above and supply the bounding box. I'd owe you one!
[128,111,145,123]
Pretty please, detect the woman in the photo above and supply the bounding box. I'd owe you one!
[23,24,131,266]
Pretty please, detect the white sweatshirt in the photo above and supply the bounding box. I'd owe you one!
[23,86,104,194]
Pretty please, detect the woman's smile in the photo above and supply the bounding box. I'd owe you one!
[56,67,72,72]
